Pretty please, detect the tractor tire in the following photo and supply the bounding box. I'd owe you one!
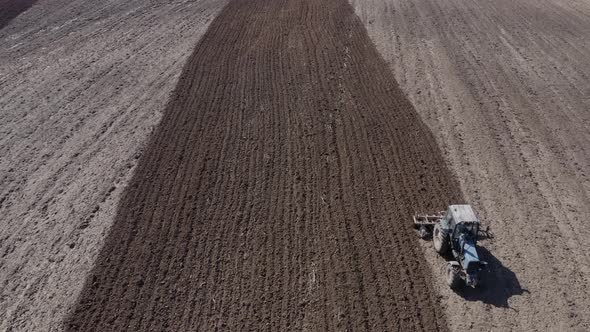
[418,225,429,240]
[433,223,449,255]
[447,265,462,290]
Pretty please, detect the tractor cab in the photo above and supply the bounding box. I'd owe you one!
[447,205,483,286]
[443,205,480,244]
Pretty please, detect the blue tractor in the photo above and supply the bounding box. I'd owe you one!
[414,204,487,289]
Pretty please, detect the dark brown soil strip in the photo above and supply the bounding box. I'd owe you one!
[0,0,37,30]
[66,0,462,330]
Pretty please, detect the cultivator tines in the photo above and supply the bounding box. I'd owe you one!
[413,212,444,239]
[413,212,444,226]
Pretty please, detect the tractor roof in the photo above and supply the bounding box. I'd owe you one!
[448,204,479,224]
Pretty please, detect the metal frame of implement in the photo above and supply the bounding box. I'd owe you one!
[413,211,445,239]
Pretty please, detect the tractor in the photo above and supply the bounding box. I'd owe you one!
[413,204,487,289]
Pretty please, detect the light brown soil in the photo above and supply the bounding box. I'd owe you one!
[65,0,462,329]
[0,0,227,330]
[350,0,590,330]
[2,0,589,330]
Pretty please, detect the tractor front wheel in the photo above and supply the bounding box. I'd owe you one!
[433,223,449,255]
[447,265,462,289]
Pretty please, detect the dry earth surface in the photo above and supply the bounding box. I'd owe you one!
[2,0,590,330]
[65,0,462,330]
[0,0,228,330]
[350,0,590,330]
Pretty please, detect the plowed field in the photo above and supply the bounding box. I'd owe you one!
[0,0,227,330]
[352,0,590,330]
[66,0,461,330]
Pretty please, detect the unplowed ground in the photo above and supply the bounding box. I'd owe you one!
[4,0,588,330]
[0,0,227,330]
[351,0,590,330]
[66,0,461,330]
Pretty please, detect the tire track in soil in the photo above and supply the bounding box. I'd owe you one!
[66,0,462,330]
[0,0,37,29]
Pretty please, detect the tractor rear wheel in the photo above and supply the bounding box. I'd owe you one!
[447,265,462,289]
[433,223,449,255]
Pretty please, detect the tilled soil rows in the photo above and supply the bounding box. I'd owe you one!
[351,0,590,329]
[67,0,462,330]
[0,0,227,329]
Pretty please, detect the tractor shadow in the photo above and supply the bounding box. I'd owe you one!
[452,246,529,308]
